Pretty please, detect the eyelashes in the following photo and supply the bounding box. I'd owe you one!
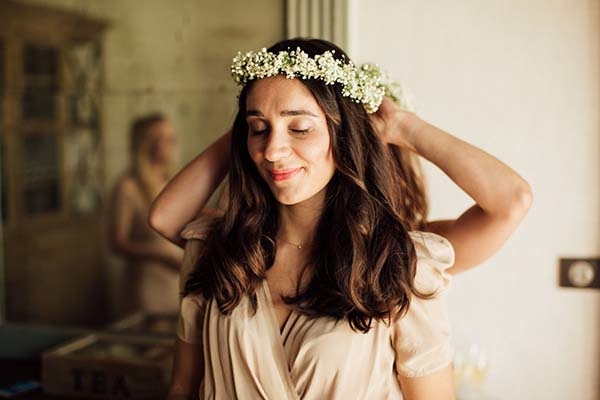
[250,128,268,136]
[249,128,311,136]
[291,128,310,134]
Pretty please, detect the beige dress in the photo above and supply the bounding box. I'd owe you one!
[115,175,181,314]
[178,220,454,400]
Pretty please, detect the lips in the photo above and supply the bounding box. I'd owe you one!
[269,167,302,182]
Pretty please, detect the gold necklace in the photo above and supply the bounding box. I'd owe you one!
[277,238,304,249]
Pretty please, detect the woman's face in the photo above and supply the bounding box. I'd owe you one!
[150,119,178,165]
[246,76,335,206]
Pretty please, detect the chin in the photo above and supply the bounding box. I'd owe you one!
[272,193,306,205]
[272,187,328,207]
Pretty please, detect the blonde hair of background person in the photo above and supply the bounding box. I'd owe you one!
[150,38,533,399]
[109,113,184,315]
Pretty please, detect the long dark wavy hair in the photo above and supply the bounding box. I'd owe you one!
[183,38,430,333]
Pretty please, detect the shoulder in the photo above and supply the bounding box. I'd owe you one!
[177,219,211,344]
[179,247,205,292]
[115,174,136,190]
[391,231,455,378]
[178,216,214,291]
[408,231,455,267]
[178,293,208,344]
[180,293,207,316]
[408,230,455,293]
[113,174,140,199]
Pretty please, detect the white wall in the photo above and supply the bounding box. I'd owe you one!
[350,1,600,399]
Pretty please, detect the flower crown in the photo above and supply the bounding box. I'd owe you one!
[230,47,414,114]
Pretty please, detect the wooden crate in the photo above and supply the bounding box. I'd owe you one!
[108,313,178,337]
[42,333,173,399]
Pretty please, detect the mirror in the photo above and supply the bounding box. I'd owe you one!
[0,0,284,335]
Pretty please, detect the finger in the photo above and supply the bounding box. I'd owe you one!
[378,97,395,115]
[370,116,383,133]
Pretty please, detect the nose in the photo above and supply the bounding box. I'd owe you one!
[264,128,292,163]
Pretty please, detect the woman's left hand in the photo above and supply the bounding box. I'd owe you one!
[370,97,423,152]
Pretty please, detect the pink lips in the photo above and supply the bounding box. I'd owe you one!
[269,168,302,182]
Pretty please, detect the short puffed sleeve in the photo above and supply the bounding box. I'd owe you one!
[178,293,206,344]
[178,218,209,291]
[176,218,210,344]
[391,231,455,378]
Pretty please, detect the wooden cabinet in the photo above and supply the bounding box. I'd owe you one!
[0,0,109,325]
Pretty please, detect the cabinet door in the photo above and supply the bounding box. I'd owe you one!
[20,43,62,216]
[21,133,61,215]
[2,31,107,326]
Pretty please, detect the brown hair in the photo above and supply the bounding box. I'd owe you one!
[184,38,430,333]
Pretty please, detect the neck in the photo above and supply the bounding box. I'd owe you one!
[276,191,325,248]
[145,161,170,181]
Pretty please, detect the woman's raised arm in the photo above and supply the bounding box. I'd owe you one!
[148,130,231,247]
[372,98,533,275]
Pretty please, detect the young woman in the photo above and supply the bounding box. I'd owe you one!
[110,113,183,314]
[152,38,532,399]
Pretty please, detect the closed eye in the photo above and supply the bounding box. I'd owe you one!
[291,128,310,134]
[250,128,269,136]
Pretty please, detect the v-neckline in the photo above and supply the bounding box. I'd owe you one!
[261,279,296,336]
[259,279,301,398]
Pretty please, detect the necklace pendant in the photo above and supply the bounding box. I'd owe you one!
[297,245,302,249]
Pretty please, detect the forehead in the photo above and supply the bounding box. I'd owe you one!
[150,119,175,135]
[245,76,322,114]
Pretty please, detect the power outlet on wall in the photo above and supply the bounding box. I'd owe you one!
[558,258,600,289]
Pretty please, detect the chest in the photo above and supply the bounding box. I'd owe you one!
[126,182,163,241]
[201,287,400,399]
[265,267,299,331]
[264,249,311,331]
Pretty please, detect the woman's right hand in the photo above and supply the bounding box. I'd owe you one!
[370,97,424,152]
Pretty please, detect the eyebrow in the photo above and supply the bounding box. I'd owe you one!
[246,109,319,118]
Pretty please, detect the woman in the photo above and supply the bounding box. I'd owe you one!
[151,39,532,399]
[110,113,183,314]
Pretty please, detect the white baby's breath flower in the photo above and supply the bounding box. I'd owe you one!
[230,47,414,114]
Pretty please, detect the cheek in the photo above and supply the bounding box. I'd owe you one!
[246,138,263,166]
[326,151,335,171]
[164,140,175,152]
[320,140,336,178]
[314,134,334,169]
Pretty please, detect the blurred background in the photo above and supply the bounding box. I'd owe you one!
[0,0,598,399]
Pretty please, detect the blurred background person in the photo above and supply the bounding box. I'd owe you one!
[109,113,183,315]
